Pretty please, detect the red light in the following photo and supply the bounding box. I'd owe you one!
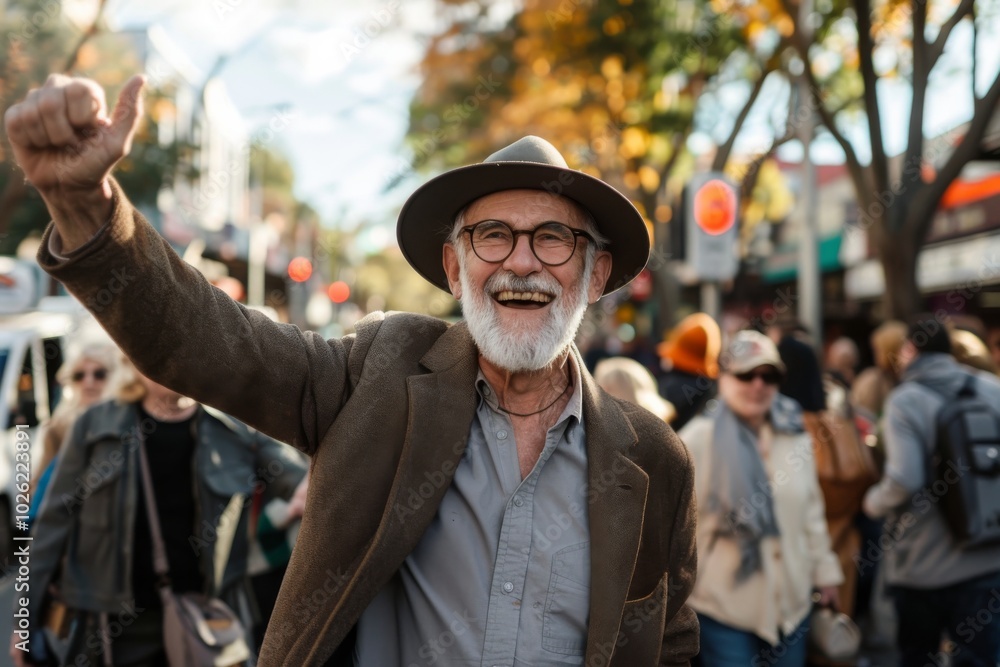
[327,281,350,304]
[693,179,736,236]
[288,257,313,283]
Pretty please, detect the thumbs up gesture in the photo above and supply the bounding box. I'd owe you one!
[3,73,146,249]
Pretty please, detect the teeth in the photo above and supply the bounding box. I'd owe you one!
[496,290,552,303]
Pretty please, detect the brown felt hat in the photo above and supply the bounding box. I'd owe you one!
[396,136,650,296]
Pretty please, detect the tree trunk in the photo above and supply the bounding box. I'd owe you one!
[875,212,923,320]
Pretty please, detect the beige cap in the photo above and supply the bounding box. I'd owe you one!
[722,330,786,376]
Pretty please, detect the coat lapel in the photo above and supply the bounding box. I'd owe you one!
[578,349,650,664]
[363,322,480,584]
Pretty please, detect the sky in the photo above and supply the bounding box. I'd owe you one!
[91,0,1000,250]
[101,0,440,250]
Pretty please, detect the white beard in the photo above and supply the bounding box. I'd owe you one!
[458,256,592,373]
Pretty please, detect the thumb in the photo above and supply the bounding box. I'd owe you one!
[108,74,146,150]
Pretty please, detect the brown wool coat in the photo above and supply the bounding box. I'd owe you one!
[37,181,699,667]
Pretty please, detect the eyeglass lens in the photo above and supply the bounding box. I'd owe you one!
[734,370,781,385]
[72,369,108,383]
[470,221,579,265]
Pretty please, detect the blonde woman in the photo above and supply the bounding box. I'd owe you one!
[30,341,117,500]
[851,321,907,422]
[595,356,676,423]
[16,355,307,667]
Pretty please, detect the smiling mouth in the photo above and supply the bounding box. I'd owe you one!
[493,290,554,309]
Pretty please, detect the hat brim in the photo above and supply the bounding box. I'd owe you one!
[396,162,650,296]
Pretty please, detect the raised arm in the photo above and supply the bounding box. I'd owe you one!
[4,74,361,454]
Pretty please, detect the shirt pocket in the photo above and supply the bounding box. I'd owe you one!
[542,541,591,657]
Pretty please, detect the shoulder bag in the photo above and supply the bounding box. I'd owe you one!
[137,428,251,667]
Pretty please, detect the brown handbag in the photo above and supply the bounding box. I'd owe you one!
[804,408,880,522]
[136,428,251,667]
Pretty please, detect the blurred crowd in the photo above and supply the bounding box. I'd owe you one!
[10,310,1000,667]
[12,334,309,667]
[590,314,1000,667]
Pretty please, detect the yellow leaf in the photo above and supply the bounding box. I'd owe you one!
[639,165,661,192]
[603,15,626,36]
[775,14,795,37]
[601,55,624,79]
[621,126,649,157]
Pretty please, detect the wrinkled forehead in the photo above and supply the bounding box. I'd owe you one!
[463,188,590,227]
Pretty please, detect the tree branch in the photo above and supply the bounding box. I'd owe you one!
[777,12,870,196]
[659,131,688,190]
[910,70,1000,243]
[62,0,109,72]
[739,131,795,202]
[927,0,975,72]
[971,3,978,102]
[854,0,889,195]
[800,63,871,195]
[711,62,774,172]
[904,0,928,191]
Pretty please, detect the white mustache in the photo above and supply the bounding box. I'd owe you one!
[483,271,562,298]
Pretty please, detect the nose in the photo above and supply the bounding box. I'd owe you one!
[501,232,543,276]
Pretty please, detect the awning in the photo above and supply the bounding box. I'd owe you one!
[761,234,843,284]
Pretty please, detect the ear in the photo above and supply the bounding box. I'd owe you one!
[443,243,462,300]
[587,250,613,303]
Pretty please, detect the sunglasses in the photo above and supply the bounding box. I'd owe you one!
[71,368,108,383]
[733,369,782,385]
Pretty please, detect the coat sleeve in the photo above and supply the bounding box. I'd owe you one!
[36,180,368,456]
[660,443,700,667]
[863,388,927,518]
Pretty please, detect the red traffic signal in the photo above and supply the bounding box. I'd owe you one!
[693,179,737,236]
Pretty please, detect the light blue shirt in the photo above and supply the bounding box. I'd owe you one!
[355,359,591,666]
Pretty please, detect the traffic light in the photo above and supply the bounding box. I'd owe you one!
[684,173,739,281]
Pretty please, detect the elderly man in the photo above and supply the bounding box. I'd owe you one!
[5,75,697,667]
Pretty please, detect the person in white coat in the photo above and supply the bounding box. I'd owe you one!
[680,330,843,667]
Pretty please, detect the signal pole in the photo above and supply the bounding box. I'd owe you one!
[685,174,739,324]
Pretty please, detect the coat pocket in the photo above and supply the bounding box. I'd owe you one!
[542,541,590,657]
[613,572,669,666]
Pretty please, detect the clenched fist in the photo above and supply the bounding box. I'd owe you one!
[3,73,145,251]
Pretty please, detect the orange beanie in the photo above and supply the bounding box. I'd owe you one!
[657,313,721,379]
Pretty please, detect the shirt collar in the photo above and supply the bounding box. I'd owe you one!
[475,354,584,426]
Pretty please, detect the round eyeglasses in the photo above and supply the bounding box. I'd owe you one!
[460,220,596,266]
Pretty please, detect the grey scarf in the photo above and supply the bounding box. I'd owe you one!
[705,401,782,585]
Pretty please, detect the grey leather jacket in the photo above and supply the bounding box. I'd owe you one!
[27,398,307,623]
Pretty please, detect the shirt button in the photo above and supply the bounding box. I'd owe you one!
[513,496,524,507]
[497,430,508,440]
[502,581,514,594]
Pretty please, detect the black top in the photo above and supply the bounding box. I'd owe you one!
[659,370,717,431]
[777,335,827,412]
[132,405,203,608]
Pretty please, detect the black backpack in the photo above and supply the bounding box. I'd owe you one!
[916,373,1000,547]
